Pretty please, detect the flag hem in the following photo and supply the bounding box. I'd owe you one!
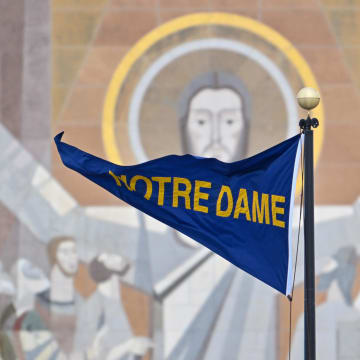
[286,134,303,296]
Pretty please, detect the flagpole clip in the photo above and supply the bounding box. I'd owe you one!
[299,116,319,131]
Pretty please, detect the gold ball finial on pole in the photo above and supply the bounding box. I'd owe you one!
[296,87,320,111]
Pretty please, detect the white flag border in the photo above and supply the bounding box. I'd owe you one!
[286,134,304,296]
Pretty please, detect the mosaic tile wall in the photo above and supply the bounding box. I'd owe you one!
[1,0,360,359]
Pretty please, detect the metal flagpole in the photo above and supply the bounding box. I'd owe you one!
[297,87,320,360]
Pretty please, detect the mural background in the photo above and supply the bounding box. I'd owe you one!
[1,0,360,359]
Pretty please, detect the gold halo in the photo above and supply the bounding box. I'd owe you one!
[102,12,325,193]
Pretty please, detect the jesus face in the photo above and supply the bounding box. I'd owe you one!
[185,88,246,162]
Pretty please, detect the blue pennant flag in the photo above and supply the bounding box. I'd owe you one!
[54,132,302,296]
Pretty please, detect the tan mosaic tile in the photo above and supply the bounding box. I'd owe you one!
[320,0,360,7]
[343,47,360,90]
[262,9,336,46]
[159,9,210,23]
[53,124,104,157]
[53,47,87,87]
[52,85,69,123]
[52,124,121,205]
[61,86,107,124]
[315,164,360,204]
[77,46,129,86]
[110,0,157,7]
[262,0,318,8]
[95,9,157,46]
[321,84,360,125]
[326,9,360,46]
[53,9,102,46]
[212,0,259,9]
[159,0,210,8]
[159,8,258,23]
[215,8,259,19]
[320,123,360,164]
[299,46,351,85]
[53,0,109,8]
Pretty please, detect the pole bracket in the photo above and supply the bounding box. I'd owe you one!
[299,115,319,131]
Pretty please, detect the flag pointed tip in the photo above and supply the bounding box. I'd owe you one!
[54,131,65,144]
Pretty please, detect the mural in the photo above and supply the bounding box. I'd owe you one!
[1,1,360,360]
